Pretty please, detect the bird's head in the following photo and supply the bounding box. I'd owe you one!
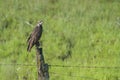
[37,21,43,26]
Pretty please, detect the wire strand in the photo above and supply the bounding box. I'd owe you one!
[49,64,120,69]
[50,72,98,80]
[0,63,120,69]
[0,63,36,66]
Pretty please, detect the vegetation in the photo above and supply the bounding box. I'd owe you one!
[0,0,120,80]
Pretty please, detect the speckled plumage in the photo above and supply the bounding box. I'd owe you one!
[27,21,43,52]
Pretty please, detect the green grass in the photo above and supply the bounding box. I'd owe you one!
[0,0,120,80]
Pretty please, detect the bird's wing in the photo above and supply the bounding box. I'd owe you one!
[27,26,38,42]
[34,26,42,42]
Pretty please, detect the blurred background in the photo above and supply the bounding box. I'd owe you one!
[0,0,120,80]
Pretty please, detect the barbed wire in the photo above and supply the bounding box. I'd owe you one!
[50,72,98,80]
[0,63,120,79]
[49,64,120,69]
[0,63,36,66]
[0,63,120,69]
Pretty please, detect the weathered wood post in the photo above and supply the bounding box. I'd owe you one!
[36,47,49,80]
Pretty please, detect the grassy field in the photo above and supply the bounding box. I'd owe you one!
[0,0,120,80]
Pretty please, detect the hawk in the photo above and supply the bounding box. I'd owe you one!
[27,21,43,52]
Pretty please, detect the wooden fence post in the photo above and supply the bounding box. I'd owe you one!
[36,47,49,80]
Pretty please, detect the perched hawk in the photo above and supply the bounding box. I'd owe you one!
[27,21,43,52]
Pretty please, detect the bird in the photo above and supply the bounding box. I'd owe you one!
[27,21,43,52]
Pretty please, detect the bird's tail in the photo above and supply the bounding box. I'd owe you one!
[27,39,34,52]
[27,43,31,52]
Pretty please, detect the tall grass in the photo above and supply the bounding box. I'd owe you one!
[0,0,120,80]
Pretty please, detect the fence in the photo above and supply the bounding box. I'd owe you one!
[0,63,120,80]
[0,63,120,69]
